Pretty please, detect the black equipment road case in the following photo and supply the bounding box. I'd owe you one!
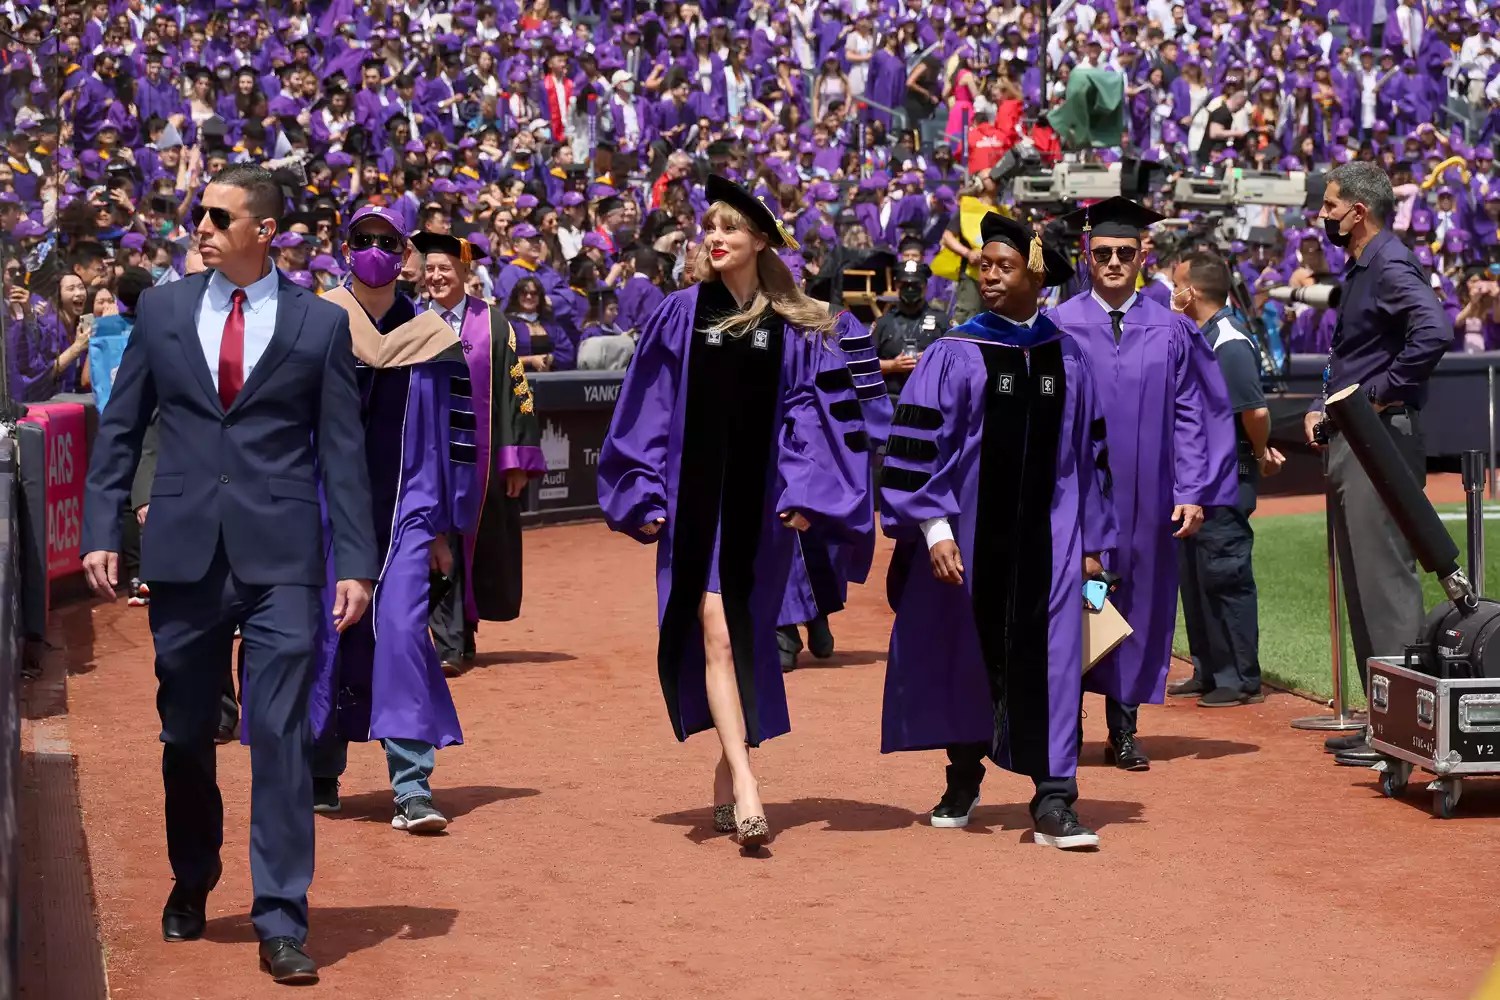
[1367,656,1500,817]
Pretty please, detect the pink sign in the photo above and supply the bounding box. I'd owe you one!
[20,402,87,580]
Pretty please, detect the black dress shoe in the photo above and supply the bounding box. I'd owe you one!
[162,861,221,942]
[215,721,237,745]
[805,615,835,659]
[259,937,319,984]
[1333,746,1384,766]
[776,626,801,672]
[1104,732,1150,771]
[1167,677,1207,698]
[1198,688,1248,708]
[1324,732,1366,753]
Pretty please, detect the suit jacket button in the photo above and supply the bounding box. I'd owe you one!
[220,474,229,483]
[223,418,233,428]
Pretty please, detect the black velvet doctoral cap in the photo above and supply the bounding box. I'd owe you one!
[411,231,488,264]
[705,173,799,250]
[979,212,1073,287]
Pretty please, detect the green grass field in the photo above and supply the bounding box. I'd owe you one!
[1172,505,1500,704]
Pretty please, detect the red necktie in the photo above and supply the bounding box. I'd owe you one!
[219,288,246,410]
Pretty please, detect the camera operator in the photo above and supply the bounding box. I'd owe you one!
[1168,251,1283,706]
[1306,162,1453,765]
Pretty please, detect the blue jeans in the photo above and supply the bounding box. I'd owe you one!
[311,735,436,805]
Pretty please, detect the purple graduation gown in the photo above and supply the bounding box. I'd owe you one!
[880,315,1117,780]
[310,291,480,749]
[1048,292,1238,706]
[455,297,545,622]
[597,282,875,745]
[779,312,893,626]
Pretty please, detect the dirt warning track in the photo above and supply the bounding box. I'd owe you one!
[57,522,1500,999]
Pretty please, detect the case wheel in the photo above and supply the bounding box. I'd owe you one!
[1380,770,1408,799]
[1431,778,1463,819]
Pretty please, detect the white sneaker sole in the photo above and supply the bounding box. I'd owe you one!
[392,813,449,833]
[930,794,979,828]
[1034,830,1100,849]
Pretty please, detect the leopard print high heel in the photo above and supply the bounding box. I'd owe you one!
[713,804,736,834]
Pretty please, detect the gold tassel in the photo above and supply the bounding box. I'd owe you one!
[775,218,801,251]
[460,240,473,265]
[1027,230,1045,277]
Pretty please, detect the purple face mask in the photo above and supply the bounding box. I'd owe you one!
[347,246,404,287]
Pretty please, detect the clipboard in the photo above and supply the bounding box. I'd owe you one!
[1083,598,1132,672]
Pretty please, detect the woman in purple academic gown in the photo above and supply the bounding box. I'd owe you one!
[880,213,1116,850]
[598,175,875,849]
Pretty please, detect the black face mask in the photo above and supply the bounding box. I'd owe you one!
[395,279,418,296]
[898,283,924,308]
[1324,205,1356,248]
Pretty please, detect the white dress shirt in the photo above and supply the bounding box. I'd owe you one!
[920,309,1040,549]
[196,266,281,392]
[431,296,467,332]
[1091,288,1139,319]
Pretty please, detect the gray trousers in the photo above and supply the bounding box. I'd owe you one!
[1327,408,1426,688]
[950,273,983,328]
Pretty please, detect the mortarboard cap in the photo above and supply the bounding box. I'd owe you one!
[1057,196,1164,240]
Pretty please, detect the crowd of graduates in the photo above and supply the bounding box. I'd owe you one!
[6,0,1500,409]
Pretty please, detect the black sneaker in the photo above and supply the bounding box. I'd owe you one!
[1166,677,1206,697]
[312,778,341,814]
[1033,808,1100,850]
[930,786,980,828]
[1198,688,1248,708]
[806,615,835,659]
[392,796,448,833]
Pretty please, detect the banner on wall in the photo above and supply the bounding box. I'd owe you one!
[19,403,86,581]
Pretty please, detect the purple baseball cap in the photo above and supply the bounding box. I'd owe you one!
[271,232,305,249]
[348,204,410,239]
[326,151,353,168]
[1478,146,1495,160]
[516,193,538,209]
[404,140,427,154]
[1413,245,1435,266]
[560,191,585,207]
[581,231,611,252]
[12,219,44,238]
[285,270,316,290]
[120,232,147,251]
[309,253,344,274]
[430,178,459,194]
[511,222,539,240]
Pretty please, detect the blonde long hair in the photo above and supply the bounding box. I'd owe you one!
[693,202,837,339]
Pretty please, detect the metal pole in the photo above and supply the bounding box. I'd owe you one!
[1488,365,1496,500]
[1464,449,1487,597]
[1292,448,1366,731]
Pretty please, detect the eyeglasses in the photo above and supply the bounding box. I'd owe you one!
[347,231,404,253]
[1090,245,1139,265]
[190,204,253,230]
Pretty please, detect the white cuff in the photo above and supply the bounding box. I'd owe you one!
[920,516,954,549]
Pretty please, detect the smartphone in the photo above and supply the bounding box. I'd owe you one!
[1083,578,1108,612]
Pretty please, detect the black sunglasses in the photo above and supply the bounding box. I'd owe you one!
[190,204,254,230]
[348,231,404,253]
[1090,245,1139,265]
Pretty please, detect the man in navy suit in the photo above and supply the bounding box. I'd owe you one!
[80,164,379,986]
